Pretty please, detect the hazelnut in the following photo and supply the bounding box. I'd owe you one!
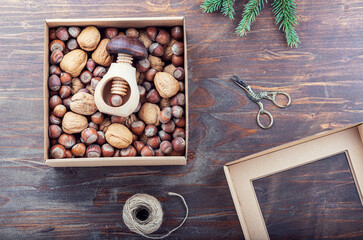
[149,43,164,57]
[170,93,185,106]
[110,94,123,107]
[145,68,157,82]
[92,38,113,67]
[66,38,79,50]
[50,65,61,76]
[136,71,145,85]
[159,98,171,109]
[142,81,153,92]
[49,39,66,52]
[146,27,157,41]
[49,114,61,125]
[50,91,59,96]
[100,118,112,132]
[111,115,125,124]
[70,92,98,115]
[113,149,121,157]
[71,77,85,94]
[138,30,152,49]
[65,150,74,158]
[91,112,104,124]
[174,116,186,127]
[68,26,81,38]
[163,39,177,61]
[126,28,139,38]
[53,104,67,118]
[50,144,66,159]
[146,89,161,103]
[130,121,145,135]
[172,137,185,152]
[77,26,101,51]
[161,121,175,133]
[50,139,58,146]
[140,134,148,144]
[49,28,57,40]
[139,103,160,125]
[147,136,161,149]
[87,59,96,72]
[133,141,145,154]
[172,127,185,139]
[104,27,119,39]
[155,149,165,156]
[171,106,183,118]
[160,140,172,154]
[159,107,172,123]
[156,29,170,45]
[101,143,115,157]
[91,77,101,90]
[105,123,133,148]
[154,72,180,98]
[56,27,69,41]
[163,64,177,75]
[172,55,184,67]
[78,88,90,94]
[144,124,158,137]
[132,133,138,142]
[138,86,146,99]
[49,95,62,109]
[96,131,106,145]
[81,128,98,145]
[120,146,137,157]
[49,125,62,139]
[148,55,165,72]
[171,41,184,56]
[60,49,88,77]
[62,112,88,134]
[63,96,72,109]
[93,66,107,77]
[171,26,183,40]
[141,145,155,157]
[173,67,185,81]
[136,59,151,73]
[59,86,71,99]
[49,75,61,91]
[88,122,99,130]
[178,81,184,92]
[60,72,72,85]
[158,130,172,141]
[80,70,93,84]
[71,143,86,157]
[86,144,101,158]
[58,133,76,148]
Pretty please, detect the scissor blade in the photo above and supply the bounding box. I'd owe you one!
[232,74,249,88]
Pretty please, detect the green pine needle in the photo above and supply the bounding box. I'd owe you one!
[201,0,223,13]
[272,0,300,47]
[235,0,267,37]
[221,0,236,20]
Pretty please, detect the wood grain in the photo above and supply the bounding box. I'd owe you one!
[0,0,363,239]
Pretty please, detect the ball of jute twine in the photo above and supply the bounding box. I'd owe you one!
[122,192,188,239]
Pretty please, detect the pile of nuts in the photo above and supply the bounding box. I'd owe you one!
[48,25,186,159]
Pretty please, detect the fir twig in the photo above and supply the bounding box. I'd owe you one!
[200,0,223,13]
[272,0,300,47]
[235,0,267,37]
[221,0,236,20]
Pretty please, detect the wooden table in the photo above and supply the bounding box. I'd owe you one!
[1,0,363,239]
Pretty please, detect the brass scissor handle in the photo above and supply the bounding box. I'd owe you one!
[262,91,291,108]
[256,101,274,129]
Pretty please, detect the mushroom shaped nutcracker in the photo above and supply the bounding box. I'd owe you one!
[94,36,148,117]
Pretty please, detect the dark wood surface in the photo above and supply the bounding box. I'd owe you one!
[0,0,363,239]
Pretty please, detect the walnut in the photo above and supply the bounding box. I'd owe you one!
[163,64,176,75]
[86,84,94,95]
[123,114,138,128]
[154,72,180,98]
[60,49,87,77]
[91,38,113,67]
[70,92,98,115]
[71,77,84,94]
[77,26,101,51]
[62,112,88,134]
[138,103,160,125]
[163,39,177,61]
[138,30,152,49]
[105,123,133,148]
[100,117,111,133]
[148,55,165,72]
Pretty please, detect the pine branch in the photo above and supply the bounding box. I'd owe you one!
[236,0,267,37]
[221,0,236,20]
[272,0,300,47]
[200,0,223,13]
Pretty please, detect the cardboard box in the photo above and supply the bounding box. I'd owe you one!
[224,123,363,240]
[44,17,188,167]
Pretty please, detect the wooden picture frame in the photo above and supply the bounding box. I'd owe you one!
[224,123,363,240]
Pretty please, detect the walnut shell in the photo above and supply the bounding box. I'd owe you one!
[163,64,176,75]
[91,38,113,67]
[105,123,133,148]
[71,78,84,94]
[163,39,177,61]
[77,26,101,51]
[60,49,87,77]
[138,103,160,125]
[148,55,165,72]
[123,113,138,128]
[70,92,98,115]
[62,112,88,134]
[154,72,180,98]
[100,117,111,133]
[138,30,152,49]
[86,84,94,95]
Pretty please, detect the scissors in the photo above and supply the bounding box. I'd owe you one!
[230,74,291,129]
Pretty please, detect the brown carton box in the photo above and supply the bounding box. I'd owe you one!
[44,17,188,167]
